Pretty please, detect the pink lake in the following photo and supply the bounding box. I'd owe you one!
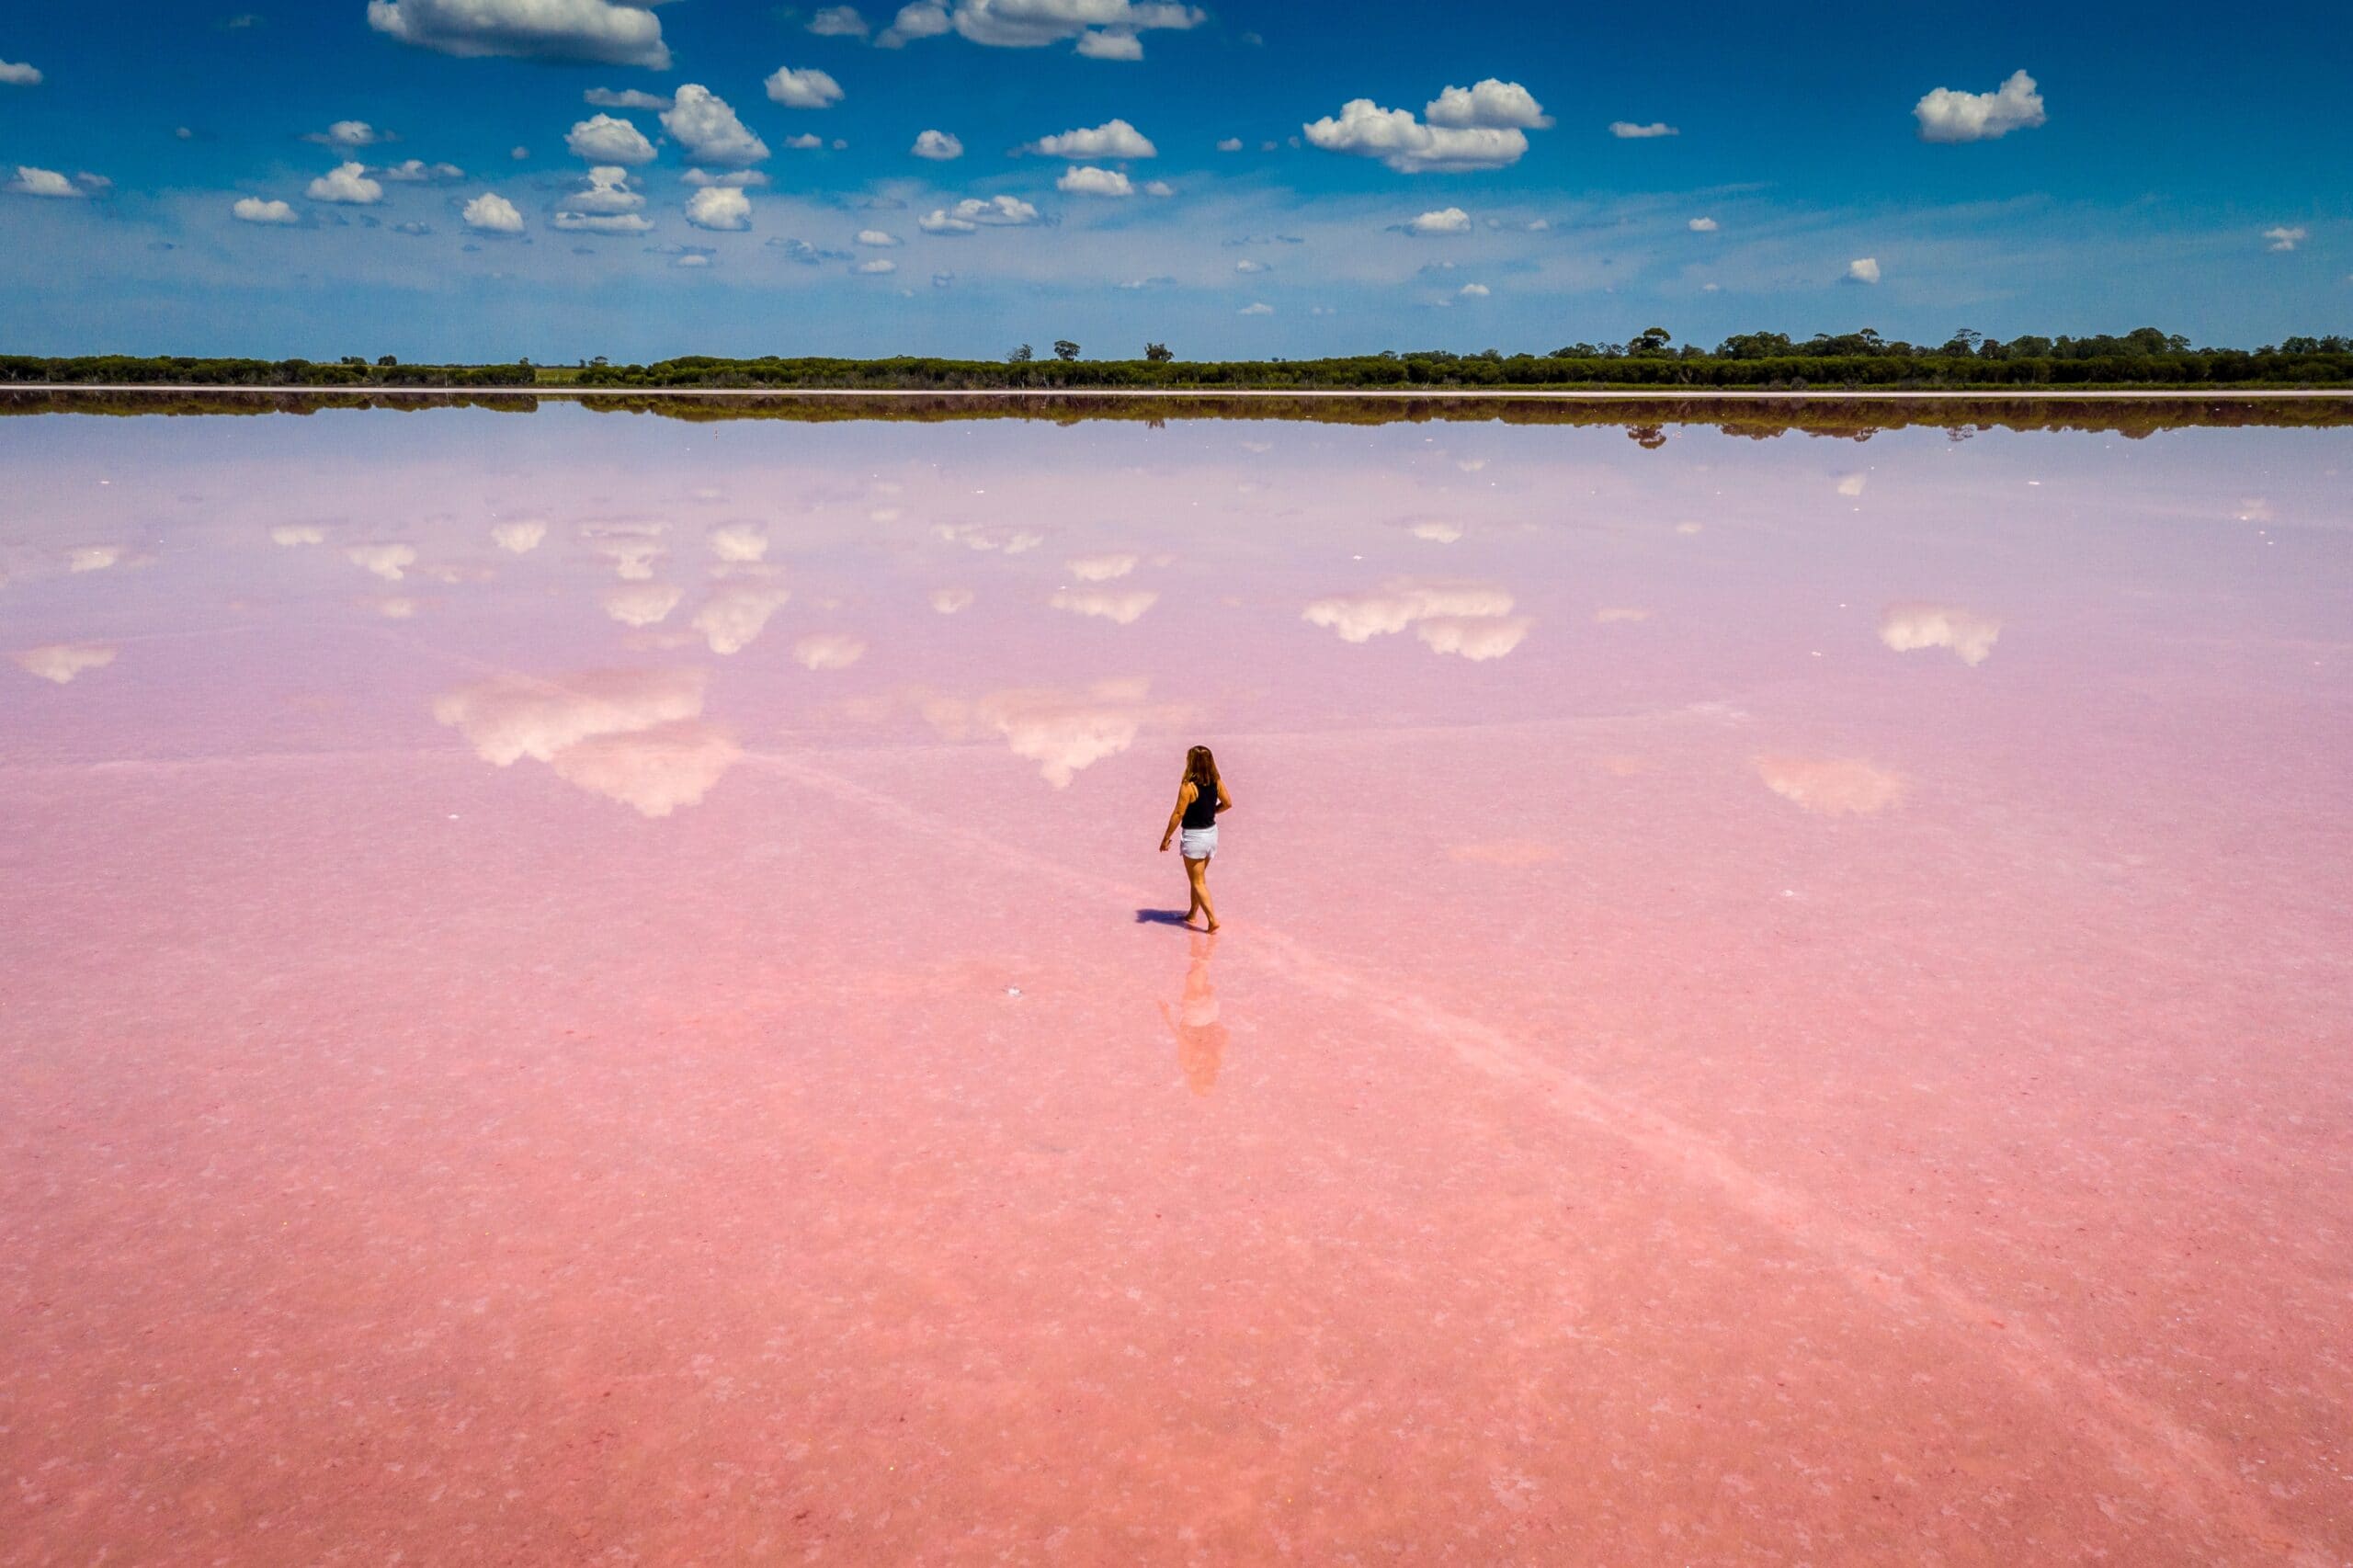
[2,402,2349,1564]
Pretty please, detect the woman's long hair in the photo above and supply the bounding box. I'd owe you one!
[1185,744,1221,798]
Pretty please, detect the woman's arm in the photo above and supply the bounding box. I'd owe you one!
[1159,781,1194,851]
[1215,781,1233,814]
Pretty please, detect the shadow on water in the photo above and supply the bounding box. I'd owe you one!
[1135,908,1195,927]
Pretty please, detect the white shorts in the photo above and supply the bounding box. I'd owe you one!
[1178,825,1218,860]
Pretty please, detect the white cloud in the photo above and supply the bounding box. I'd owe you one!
[1238,301,1272,315]
[1075,28,1142,59]
[366,0,673,68]
[1756,756,1904,816]
[376,157,464,181]
[554,209,652,232]
[14,643,115,685]
[1688,216,1718,232]
[855,256,897,273]
[808,5,869,36]
[793,632,868,670]
[766,65,845,109]
[919,676,1181,789]
[855,227,901,245]
[232,196,299,224]
[2265,225,2307,253]
[1030,118,1156,159]
[877,0,951,46]
[560,164,643,214]
[1058,165,1133,197]
[1846,256,1881,284]
[0,60,42,86]
[1407,206,1471,234]
[9,166,83,199]
[347,543,418,581]
[912,129,963,160]
[683,166,768,186]
[1215,136,1242,152]
[936,522,1043,553]
[1304,97,1530,173]
[919,194,1039,231]
[1051,588,1156,624]
[551,722,740,818]
[1142,178,1174,197]
[1233,257,1267,273]
[306,161,384,204]
[1458,282,1488,297]
[708,523,768,562]
[601,582,682,626]
[491,519,547,552]
[1914,69,2046,143]
[306,119,393,148]
[663,84,770,165]
[1880,603,2002,666]
[436,666,703,765]
[1302,578,1525,660]
[784,132,824,150]
[900,0,1202,57]
[583,521,665,579]
[432,667,736,817]
[566,113,655,165]
[1414,615,1529,661]
[1065,552,1138,581]
[1423,79,1551,130]
[1608,120,1677,139]
[585,86,671,109]
[464,191,525,233]
[684,185,752,230]
[693,576,790,653]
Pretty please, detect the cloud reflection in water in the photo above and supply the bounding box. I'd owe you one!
[432,666,737,817]
[13,642,117,684]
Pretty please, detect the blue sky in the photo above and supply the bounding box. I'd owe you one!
[0,0,2346,361]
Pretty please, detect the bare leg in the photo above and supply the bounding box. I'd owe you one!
[1181,855,1203,924]
[1185,856,1218,932]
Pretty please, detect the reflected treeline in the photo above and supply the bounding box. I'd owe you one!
[6,388,2353,439]
[0,390,540,419]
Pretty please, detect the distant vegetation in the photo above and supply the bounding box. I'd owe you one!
[11,388,2353,441]
[6,328,2353,392]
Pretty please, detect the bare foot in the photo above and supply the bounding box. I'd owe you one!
[1204,919,1220,932]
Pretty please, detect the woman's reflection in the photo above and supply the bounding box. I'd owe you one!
[1157,931,1228,1095]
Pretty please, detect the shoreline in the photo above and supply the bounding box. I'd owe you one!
[8,384,2353,401]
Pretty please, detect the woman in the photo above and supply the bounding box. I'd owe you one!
[1158,744,1233,932]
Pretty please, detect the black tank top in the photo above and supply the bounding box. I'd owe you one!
[1182,778,1219,829]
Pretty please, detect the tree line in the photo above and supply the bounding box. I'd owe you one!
[10,386,2353,438]
[5,327,2352,391]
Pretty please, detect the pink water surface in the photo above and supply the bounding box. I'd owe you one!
[3,407,2349,1564]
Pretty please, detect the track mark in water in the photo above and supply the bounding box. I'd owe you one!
[741,745,2329,1565]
